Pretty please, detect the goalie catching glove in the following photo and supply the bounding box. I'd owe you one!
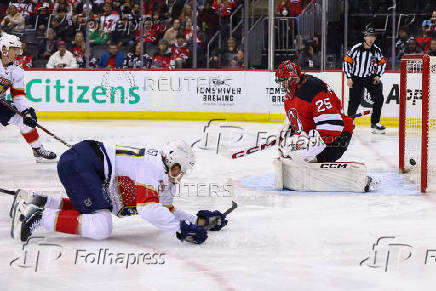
[196,210,228,231]
[279,129,326,163]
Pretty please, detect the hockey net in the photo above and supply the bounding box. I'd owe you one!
[399,55,436,193]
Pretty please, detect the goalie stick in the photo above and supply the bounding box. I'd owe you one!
[0,99,72,148]
[228,110,372,159]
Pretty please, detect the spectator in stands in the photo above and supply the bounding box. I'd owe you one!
[98,43,125,68]
[172,32,190,68]
[89,23,109,45]
[179,4,194,26]
[211,37,238,68]
[109,15,135,47]
[47,40,78,68]
[33,0,54,15]
[39,28,58,59]
[198,0,219,43]
[416,20,433,53]
[297,41,320,69]
[123,41,152,68]
[395,27,409,59]
[112,0,123,14]
[277,0,290,16]
[72,3,96,33]
[230,47,244,68]
[430,10,436,37]
[151,39,175,69]
[16,42,33,69]
[54,0,73,16]
[163,18,182,45]
[32,2,51,34]
[51,8,74,41]
[120,0,132,17]
[152,12,168,38]
[1,5,25,33]
[136,18,158,49]
[428,38,436,56]
[99,3,120,32]
[10,0,33,23]
[71,31,87,67]
[184,17,203,47]
[404,37,422,55]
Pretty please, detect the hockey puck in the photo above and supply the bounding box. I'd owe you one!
[410,158,416,166]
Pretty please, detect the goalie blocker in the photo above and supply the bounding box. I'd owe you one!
[273,158,377,192]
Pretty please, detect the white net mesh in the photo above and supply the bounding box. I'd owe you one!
[402,56,436,192]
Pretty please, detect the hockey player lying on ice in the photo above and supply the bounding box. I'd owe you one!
[11,140,227,244]
[274,60,378,192]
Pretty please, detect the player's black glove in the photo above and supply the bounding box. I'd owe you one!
[176,221,207,244]
[197,210,228,231]
[21,107,37,128]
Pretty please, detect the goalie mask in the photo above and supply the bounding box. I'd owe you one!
[162,140,196,181]
[0,34,22,56]
[275,60,302,96]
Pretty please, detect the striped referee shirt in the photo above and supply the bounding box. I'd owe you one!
[343,43,387,78]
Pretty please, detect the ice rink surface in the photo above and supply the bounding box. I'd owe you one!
[1,120,436,291]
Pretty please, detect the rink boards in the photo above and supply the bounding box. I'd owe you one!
[13,69,413,126]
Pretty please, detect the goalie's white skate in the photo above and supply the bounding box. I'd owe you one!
[11,198,43,242]
[33,145,57,163]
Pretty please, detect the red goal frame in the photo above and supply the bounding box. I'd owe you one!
[399,54,430,193]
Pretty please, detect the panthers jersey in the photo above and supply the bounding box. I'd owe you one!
[0,60,28,111]
[100,143,176,218]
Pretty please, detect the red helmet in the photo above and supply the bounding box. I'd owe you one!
[275,60,302,95]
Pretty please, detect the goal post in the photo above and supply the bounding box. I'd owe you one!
[399,54,435,193]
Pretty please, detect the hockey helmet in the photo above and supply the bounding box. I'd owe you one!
[161,140,196,179]
[275,60,302,95]
[0,33,22,56]
[362,24,376,37]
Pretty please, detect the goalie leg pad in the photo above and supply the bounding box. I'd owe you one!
[277,158,368,192]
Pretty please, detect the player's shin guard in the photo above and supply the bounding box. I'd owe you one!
[21,128,41,148]
[41,208,81,235]
[41,209,112,240]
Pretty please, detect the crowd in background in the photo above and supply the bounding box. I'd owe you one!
[0,0,248,69]
[0,0,435,70]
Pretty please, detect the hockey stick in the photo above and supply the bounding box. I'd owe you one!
[0,187,16,196]
[0,99,72,148]
[202,179,238,231]
[227,110,372,159]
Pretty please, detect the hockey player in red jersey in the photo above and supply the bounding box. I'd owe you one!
[274,60,377,192]
[11,140,227,244]
[0,34,56,162]
[275,60,354,163]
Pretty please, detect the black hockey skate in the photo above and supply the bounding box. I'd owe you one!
[9,190,47,218]
[11,199,42,242]
[371,123,386,134]
[32,145,57,163]
[364,176,379,192]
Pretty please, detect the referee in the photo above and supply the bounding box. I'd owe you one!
[343,25,387,134]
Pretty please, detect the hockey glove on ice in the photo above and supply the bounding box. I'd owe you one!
[22,107,37,128]
[176,220,208,244]
[197,210,228,231]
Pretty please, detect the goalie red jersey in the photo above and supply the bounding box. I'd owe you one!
[284,75,353,144]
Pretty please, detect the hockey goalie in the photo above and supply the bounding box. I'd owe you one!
[273,60,377,192]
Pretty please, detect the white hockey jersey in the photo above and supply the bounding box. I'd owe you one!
[100,142,197,235]
[0,60,29,111]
